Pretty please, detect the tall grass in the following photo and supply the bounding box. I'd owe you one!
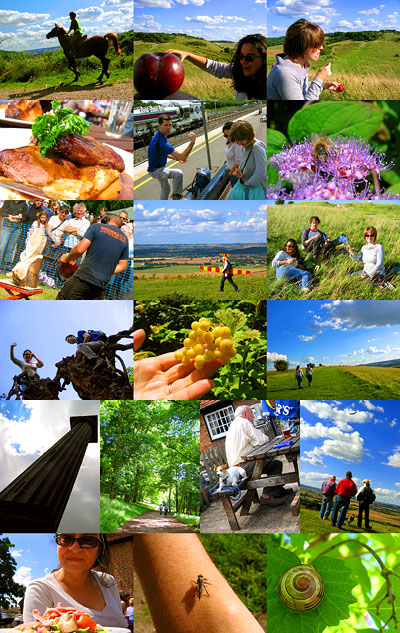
[174,513,200,529]
[100,495,152,532]
[267,202,400,299]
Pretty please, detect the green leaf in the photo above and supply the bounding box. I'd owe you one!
[267,128,288,186]
[287,102,384,142]
[368,572,400,630]
[268,543,357,633]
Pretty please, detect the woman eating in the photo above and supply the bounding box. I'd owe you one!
[267,19,340,100]
[23,533,128,627]
[167,34,266,100]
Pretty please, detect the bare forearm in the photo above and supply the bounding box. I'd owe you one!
[134,534,264,633]
[184,53,207,69]
[181,140,196,160]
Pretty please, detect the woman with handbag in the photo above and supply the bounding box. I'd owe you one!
[227,121,266,200]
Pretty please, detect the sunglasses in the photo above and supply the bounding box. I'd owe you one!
[286,245,295,249]
[238,54,262,62]
[55,534,100,549]
[364,234,374,238]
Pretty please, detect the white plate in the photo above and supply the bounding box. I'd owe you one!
[0,107,34,127]
[0,129,133,199]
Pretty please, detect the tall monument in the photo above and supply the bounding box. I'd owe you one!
[0,415,98,531]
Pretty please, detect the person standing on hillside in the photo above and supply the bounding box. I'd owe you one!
[331,471,357,529]
[295,365,303,389]
[356,479,376,530]
[220,256,239,293]
[320,475,336,520]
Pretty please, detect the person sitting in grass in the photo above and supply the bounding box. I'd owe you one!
[345,226,385,283]
[271,238,312,293]
[301,216,336,260]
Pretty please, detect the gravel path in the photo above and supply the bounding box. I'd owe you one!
[134,106,260,166]
[117,510,199,533]
[0,80,133,100]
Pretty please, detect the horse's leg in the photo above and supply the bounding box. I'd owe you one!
[66,54,80,81]
[96,55,111,81]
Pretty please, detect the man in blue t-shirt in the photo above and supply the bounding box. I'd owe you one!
[56,214,129,300]
[147,114,196,200]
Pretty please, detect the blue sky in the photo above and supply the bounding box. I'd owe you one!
[267,0,400,37]
[301,400,400,506]
[1,300,132,399]
[0,401,100,531]
[135,0,266,41]
[5,533,59,594]
[135,200,266,244]
[0,1,132,51]
[267,300,400,369]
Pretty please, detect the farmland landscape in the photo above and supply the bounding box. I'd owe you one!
[267,30,400,100]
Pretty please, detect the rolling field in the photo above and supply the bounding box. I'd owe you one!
[300,507,400,533]
[267,35,400,100]
[267,202,400,300]
[134,35,234,99]
[135,267,266,300]
[267,365,400,399]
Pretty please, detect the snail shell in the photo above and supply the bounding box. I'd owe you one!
[278,564,324,613]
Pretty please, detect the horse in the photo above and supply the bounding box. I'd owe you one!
[46,24,122,82]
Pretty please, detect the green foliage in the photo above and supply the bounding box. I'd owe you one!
[100,495,151,532]
[174,513,200,528]
[134,297,266,398]
[269,533,400,632]
[274,359,289,371]
[200,534,266,614]
[0,537,25,607]
[32,101,91,156]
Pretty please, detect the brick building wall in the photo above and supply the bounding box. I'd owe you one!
[106,534,134,599]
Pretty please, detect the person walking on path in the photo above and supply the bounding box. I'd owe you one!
[331,471,357,529]
[357,479,376,530]
[295,365,303,389]
[320,475,336,519]
[305,363,313,387]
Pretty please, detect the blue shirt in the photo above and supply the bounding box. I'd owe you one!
[76,223,129,289]
[148,131,175,172]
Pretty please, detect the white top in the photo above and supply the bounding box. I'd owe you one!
[271,251,298,268]
[48,215,68,245]
[225,142,243,170]
[350,243,385,276]
[23,571,127,627]
[296,368,303,377]
[225,415,268,467]
[62,217,90,249]
[12,357,39,378]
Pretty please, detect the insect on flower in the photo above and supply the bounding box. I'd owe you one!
[191,574,212,600]
[311,132,339,162]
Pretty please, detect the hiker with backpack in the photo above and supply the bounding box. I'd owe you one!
[220,256,239,293]
[320,475,336,519]
[65,329,107,369]
[147,114,196,200]
[357,478,376,530]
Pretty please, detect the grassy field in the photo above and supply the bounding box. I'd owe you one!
[267,34,400,100]
[267,201,400,299]
[300,506,399,533]
[267,365,400,399]
[134,35,234,99]
[0,30,132,92]
[0,273,57,299]
[135,269,266,300]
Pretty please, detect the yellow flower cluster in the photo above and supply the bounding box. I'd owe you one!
[174,318,237,370]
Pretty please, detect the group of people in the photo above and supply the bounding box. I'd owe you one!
[147,114,266,201]
[0,200,133,300]
[320,472,376,530]
[158,503,169,516]
[272,216,389,293]
[267,19,342,100]
[295,364,313,388]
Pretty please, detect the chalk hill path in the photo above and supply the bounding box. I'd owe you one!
[117,510,198,533]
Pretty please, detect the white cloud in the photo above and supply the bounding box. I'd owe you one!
[359,7,380,14]
[14,566,32,586]
[11,549,23,558]
[135,0,172,7]
[299,335,315,342]
[0,10,50,26]
[267,352,287,362]
[361,400,385,413]
[387,452,400,467]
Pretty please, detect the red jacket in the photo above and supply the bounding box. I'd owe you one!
[336,478,357,498]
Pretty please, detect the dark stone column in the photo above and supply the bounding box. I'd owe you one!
[0,415,98,532]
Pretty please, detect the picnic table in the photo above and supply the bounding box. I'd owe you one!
[219,434,300,531]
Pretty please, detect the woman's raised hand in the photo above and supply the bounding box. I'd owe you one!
[165,49,189,62]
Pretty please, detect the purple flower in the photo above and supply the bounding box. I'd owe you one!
[268,134,398,200]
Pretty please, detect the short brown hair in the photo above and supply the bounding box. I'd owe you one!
[158,114,171,125]
[229,120,255,143]
[364,226,377,240]
[283,19,324,59]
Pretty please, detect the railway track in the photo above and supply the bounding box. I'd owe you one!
[134,106,260,165]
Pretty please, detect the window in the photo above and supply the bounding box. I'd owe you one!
[204,404,235,440]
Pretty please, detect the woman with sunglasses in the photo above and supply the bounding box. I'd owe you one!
[166,34,266,100]
[23,534,128,627]
[345,226,385,281]
[271,238,312,292]
[267,19,340,100]
[222,122,243,188]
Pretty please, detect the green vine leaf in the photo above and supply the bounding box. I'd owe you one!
[368,573,400,630]
[268,544,358,633]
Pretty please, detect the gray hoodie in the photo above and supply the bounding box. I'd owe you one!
[267,54,324,100]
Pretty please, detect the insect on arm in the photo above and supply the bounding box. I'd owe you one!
[191,574,212,600]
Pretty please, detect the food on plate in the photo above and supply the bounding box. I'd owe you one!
[4,100,44,121]
[0,101,129,200]
[14,604,107,633]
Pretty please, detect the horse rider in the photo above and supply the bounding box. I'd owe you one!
[67,11,87,54]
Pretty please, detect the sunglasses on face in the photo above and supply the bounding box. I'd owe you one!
[55,534,100,549]
[286,245,295,249]
[365,234,374,238]
[238,54,262,62]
